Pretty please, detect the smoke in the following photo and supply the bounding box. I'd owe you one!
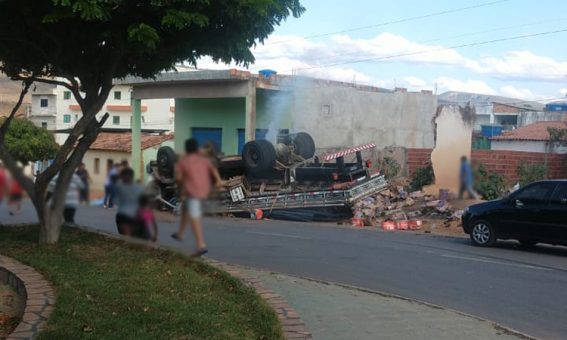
[263,77,297,143]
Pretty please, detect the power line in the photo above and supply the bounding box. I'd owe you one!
[248,17,567,71]
[267,0,511,45]
[289,27,567,73]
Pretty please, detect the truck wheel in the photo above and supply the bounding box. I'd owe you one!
[292,132,316,159]
[157,146,176,178]
[242,140,276,174]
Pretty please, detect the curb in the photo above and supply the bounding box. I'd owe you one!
[72,225,312,340]
[205,259,312,340]
[0,255,56,340]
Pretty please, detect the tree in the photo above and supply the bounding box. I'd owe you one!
[0,0,304,243]
[1,118,58,165]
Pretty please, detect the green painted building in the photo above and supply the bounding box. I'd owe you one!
[175,89,292,155]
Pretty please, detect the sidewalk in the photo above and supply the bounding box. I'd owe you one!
[242,269,526,340]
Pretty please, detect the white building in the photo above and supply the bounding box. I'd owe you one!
[29,82,173,144]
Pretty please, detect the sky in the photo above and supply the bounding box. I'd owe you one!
[196,0,567,102]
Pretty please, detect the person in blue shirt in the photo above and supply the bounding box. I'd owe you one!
[459,156,479,200]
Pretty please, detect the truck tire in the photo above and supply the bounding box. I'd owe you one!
[242,140,276,174]
[157,146,176,178]
[292,132,316,159]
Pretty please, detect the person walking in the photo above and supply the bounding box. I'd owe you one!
[8,177,23,215]
[104,163,120,208]
[114,167,144,236]
[76,162,91,205]
[171,138,223,257]
[459,155,479,200]
[0,163,6,209]
[47,172,84,225]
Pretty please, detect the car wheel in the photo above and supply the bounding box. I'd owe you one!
[292,132,316,159]
[470,220,496,247]
[518,239,538,247]
[242,140,276,175]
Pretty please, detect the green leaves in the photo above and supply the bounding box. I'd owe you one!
[162,9,209,29]
[128,23,160,49]
[1,118,59,164]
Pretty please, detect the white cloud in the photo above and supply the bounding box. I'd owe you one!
[560,88,567,96]
[434,77,497,95]
[499,85,545,101]
[402,76,428,88]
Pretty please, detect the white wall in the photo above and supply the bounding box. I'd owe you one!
[291,84,437,150]
[491,140,547,153]
[82,149,130,195]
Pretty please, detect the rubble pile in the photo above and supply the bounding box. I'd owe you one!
[351,178,462,231]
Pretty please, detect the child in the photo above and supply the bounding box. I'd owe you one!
[137,195,158,242]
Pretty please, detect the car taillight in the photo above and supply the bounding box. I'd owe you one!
[332,173,338,181]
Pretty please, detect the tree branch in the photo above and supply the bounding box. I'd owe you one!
[0,80,33,143]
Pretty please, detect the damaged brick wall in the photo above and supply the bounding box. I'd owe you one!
[407,148,567,182]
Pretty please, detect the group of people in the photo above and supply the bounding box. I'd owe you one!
[1,136,220,258]
[0,163,23,215]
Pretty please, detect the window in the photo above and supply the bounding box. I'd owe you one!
[41,122,48,129]
[94,158,100,175]
[514,183,555,205]
[322,104,331,116]
[63,114,71,123]
[550,184,567,205]
[114,91,121,100]
[63,91,71,100]
[113,116,120,125]
[40,98,48,107]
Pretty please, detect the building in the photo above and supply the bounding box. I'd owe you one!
[29,82,174,144]
[490,121,567,153]
[438,91,546,132]
[84,132,174,194]
[118,69,438,179]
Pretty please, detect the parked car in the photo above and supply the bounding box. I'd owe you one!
[462,180,567,247]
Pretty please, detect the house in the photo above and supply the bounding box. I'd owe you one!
[490,121,567,153]
[438,91,546,132]
[118,69,438,159]
[28,82,174,144]
[84,132,174,195]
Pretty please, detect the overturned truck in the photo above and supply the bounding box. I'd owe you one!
[147,132,388,221]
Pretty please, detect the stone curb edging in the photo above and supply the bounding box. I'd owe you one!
[206,259,313,340]
[0,255,56,340]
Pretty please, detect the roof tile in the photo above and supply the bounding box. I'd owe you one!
[491,121,567,141]
[89,132,173,152]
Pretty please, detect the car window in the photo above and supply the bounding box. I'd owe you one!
[514,183,556,205]
[549,183,567,206]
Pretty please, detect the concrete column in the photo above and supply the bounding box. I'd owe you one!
[245,80,257,142]
[131,98,142,181]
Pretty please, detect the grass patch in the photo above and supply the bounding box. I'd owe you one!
[0,225,282,340]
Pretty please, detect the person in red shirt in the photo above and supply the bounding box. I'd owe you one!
[8,177,23,215]
[171,138,223,257]
[0,163,6,207]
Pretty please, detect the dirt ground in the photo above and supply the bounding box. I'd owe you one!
[0,283,24,338]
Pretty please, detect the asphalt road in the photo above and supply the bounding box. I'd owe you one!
[3,202,567,340]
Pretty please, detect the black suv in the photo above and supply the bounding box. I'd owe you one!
[462,180,567,247]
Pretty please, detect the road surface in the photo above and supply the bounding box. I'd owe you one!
[3,202,567,339]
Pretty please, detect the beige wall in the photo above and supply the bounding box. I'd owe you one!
[82,150,131,196]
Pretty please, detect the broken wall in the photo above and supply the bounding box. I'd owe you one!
[426,105,475,195]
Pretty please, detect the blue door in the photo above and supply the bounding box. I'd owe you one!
[192,128,222,153]
[237,129,269,154]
